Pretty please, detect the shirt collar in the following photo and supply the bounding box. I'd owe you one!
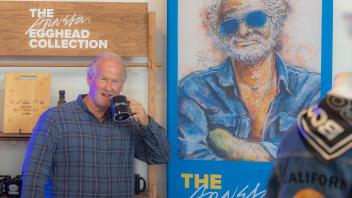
[76,94,113,120]
[77,94,89,112]
[275,53,292,95]
[216,53,292,95]
[217,57,235,87]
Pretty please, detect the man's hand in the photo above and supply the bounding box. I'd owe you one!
[129,100,149,127]
[207,128,272,161]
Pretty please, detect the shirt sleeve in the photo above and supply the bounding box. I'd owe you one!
[21,109,58,198]
[178,91,224,160]
[134,117,169,165]
[265,127,293,198]
[261,142,278,159]
[264,160,281,198]
[308,87,321,107]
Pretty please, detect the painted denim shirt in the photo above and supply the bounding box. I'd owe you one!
[266,125,352,197]
[178,54,321,160]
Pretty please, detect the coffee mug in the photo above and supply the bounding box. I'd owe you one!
[134,174,146,194]
[110,95,132,122]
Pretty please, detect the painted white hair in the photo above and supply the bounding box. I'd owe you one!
[263,0,291,34]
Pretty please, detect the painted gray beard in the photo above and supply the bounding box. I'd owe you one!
[222,32,278,65]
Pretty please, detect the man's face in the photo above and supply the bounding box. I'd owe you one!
[217,0,279,65]
[87,57,125,110]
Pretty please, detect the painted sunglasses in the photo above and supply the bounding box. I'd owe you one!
[218,10,267,37]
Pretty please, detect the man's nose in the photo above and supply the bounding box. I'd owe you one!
[237,22,251,36]
[104,80,113,91]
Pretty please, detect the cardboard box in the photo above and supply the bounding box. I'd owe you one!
[3,73,51,133]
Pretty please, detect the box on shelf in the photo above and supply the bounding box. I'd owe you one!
[3,72,51,133]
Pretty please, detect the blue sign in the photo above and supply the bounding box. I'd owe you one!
[167,0,332,197]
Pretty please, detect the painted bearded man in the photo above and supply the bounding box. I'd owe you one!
[178,0,321,161]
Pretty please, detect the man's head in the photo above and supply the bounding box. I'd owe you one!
[86,53,127,110]
[212,0,290,65]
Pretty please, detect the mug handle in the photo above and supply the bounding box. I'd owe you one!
[140,177,146,193]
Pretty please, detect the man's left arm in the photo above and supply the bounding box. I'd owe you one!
[207,128,273,161]
[129,100,169,164]
[207,76,322,161]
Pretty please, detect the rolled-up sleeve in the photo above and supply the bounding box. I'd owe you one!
[134,117,169,164]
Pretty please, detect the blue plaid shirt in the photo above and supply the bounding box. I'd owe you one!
[22,95,169,198]
[178,54,321,160]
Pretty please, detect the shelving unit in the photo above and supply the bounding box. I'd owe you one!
[0,2,163,198]
[0,131,31,141]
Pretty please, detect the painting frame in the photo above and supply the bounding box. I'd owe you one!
[167,0,333,197]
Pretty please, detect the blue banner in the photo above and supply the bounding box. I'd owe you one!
[167,0,332,197]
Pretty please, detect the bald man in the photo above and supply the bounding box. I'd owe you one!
[22,53,169,197]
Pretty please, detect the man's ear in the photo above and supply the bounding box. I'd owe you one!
[121,80,126,91]
[86,75,92,86]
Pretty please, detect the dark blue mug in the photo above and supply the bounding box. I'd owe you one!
[134,174,146,194]
[110,95,131,122]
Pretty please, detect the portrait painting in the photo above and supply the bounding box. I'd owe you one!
[177,0,322,161]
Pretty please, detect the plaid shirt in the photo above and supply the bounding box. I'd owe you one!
[21,95,169,198]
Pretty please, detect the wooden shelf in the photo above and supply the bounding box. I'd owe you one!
[0,62,162,68]
[0,131,31,141]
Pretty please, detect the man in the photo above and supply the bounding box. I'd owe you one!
[21,53,169,197]
[266,73,352,198]
[178,0,321,161]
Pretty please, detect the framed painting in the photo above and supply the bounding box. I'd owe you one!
[168,0,333,197]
